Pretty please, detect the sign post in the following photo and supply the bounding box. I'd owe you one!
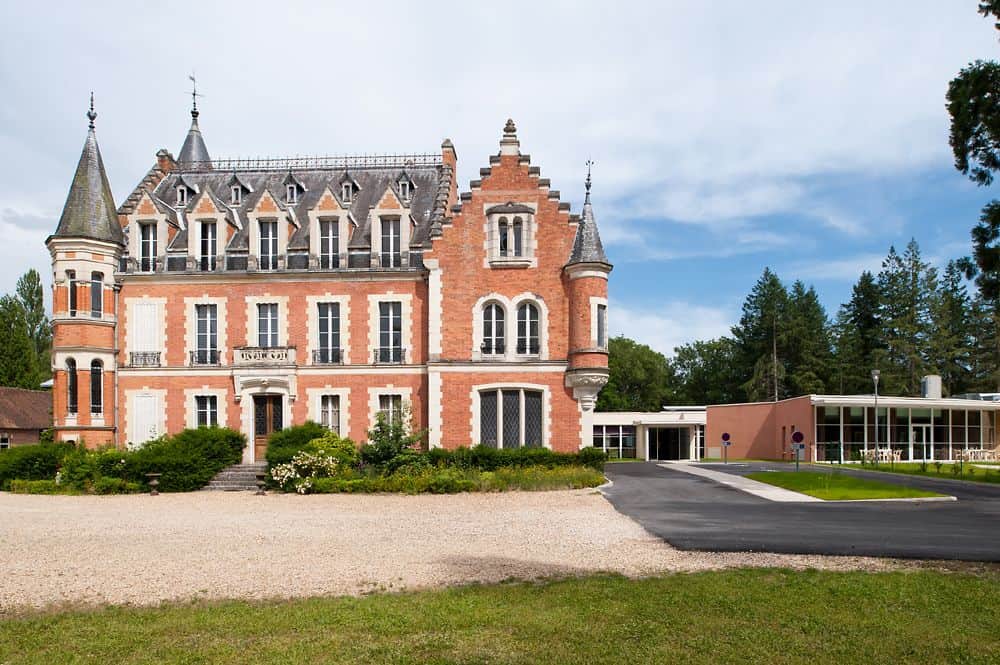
[792,431,805,471]
[721,433,731,464]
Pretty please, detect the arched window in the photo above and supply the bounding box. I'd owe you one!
[512,217,524,257]
[66,359,78,415]
[90,360,103,415]
[516,302,540,355]
[498,217,509,257]
[482,303,505,355]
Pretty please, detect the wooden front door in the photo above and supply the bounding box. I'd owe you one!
[253,395,283,462]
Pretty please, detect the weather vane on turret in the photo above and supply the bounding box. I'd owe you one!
[585,159,593,204]
[188,73,203,117]
[87,92,96,130]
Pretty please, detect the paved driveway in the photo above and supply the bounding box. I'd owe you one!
[602,462,1000,561]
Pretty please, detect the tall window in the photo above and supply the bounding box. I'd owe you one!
[90,360,103,415]
[258,303,278,348]
[321,394,340,433]
[0,435,9,450]
[139,223,157,272]
[319,219,339,269]
[597,303,608,348]
[66,270,77,316]
[479,388,543,449]
[66,359,78,415]
[399,180,410,201]
[286,184,298,204]
[482,303,505,355]
[196,395,218,427]
[89,272,103,318]
[341,182,353,203]
[259,220,278,270]
[176,185,188,206]
[512,217,524,256]
[378,301,402,363]
[378,394,403,425]
[516,302,540,355]
[199,222,217,271]
[317,302,341,363]
[380,218,401,268]
[498,217,509,257]
[195,304,218,364]
[231,186,242,205]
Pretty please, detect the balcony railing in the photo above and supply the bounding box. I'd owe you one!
[481,341,506,355]
[189,349,221,366]
[312,348,344,365]
[129,352,161,368]
[515,342,540,355]
[373,347,406,364]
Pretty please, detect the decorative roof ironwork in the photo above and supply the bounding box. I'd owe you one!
[179,153,443,173]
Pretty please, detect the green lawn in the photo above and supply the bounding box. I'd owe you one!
[849,462,1000,484]
[746,471,946,500]
[2,570,999,664]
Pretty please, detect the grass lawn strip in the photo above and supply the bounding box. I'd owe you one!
[746,471,946,501]
[844,462,1000,485]
[1,570,998,664]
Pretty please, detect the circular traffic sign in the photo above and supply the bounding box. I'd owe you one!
[792,431,804,444]
[721,433,730,442]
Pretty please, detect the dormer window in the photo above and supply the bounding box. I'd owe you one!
[231,186,242,205]
[341,182,353,203]
[486,202,534,266]
[287,184,298,204]
[176,185,189,206]
[399,180,410,201]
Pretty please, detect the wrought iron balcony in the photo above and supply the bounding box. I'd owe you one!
[189,350,221,366]
[129,352,161,368]
[481,341,506,356]
[515,342,540,355]
[312,348,343,365]
[373,347,406,364]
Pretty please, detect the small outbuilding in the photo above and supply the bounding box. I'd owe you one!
[0,387,53,448]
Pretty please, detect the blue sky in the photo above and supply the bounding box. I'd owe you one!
[0,1,996,356]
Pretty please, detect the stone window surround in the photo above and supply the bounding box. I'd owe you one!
[481,203,538,268]
[469,382,551,449]
[305,294,352,364]
[367,385,412,428]
[307,203,352,267]
[369,189,412,268]
[124,296,168,360]
[184,296,229,366]
[187,214,226,265]
[126,207,169,269]
[183,387,229,429]
[306,386,351,435]
[247,198,292,270]
[244,295,290,348]
[367,293,413,362]
[471,293,549,361]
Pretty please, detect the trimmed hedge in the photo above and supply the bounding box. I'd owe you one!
[0,443,74,490]
[307,465,605,494]
[265,422,329,468]
[425,445,607,472]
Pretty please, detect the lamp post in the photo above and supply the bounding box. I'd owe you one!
[871,370,880,466]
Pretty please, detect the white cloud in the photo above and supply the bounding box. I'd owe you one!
[790,254,886,281]
[610,301,735,357]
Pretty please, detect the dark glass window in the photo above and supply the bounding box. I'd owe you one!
[257,303,278,348]
[90,272,103,318]
[139,223,157,272]
[378,302,402,362]
[90,360,103,414]
[66,359,78,415]
[317,302,341,363]
[259,220,278,270]
[319,219,339,269]
[67,270,77,316]
[196,395,217,427]
[200,222,217,271]
[516,302,540,355]
[380,218,401,268]
[482,303,505,355]
[195,304,218,364]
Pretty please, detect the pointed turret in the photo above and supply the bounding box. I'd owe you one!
[50,94,124,245]
[567,162,610,267]
[177,85,211,168]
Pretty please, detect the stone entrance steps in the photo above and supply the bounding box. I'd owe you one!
[202,462,268,491]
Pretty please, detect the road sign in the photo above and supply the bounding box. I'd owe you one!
[723,441,732,447]
[722,433,731,442]
[792,431,804,444]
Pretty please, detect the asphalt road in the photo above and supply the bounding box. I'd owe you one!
[602,461,1000,561]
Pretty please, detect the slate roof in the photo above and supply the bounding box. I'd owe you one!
[0,387,52,431]
[51,111,125,245]
[567,180,610,266]
[177,110,211,167]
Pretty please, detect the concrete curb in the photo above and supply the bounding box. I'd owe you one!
[822,495,957,503]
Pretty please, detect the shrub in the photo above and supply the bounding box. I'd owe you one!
[360,408,425,468]
[8,479,71,494]
[270,431,359,493]
[0,443,74,490]
[266,422,328,468]
[92,476,142,494]
[123,427,245,492]
[425,445,607,472]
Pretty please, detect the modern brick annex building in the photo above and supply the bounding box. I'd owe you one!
[46,99,611,461]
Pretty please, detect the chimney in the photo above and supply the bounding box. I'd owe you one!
[921,375,942,400]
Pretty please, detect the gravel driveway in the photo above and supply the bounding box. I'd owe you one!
[1,489,903,613]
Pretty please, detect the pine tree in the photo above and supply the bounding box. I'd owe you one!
[834,271,884,394]
[15,269,50,380]
[877,241,935,395]
[784,281,833,395]
[928,260,974,395]
[732,268,789,401]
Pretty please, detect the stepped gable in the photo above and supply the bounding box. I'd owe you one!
[51,95,124,245]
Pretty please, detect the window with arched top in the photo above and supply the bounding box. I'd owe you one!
[66,359,78,415]
[90,360,103,415]
[482,303,505,355]
[498,217,510,257]
[176,186,188,206]
[516,302,540,355]
[511,217,524,257]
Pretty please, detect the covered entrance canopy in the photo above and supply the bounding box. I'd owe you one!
[593,407,706,461]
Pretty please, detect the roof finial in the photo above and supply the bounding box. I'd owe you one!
[87,92,97,130]
[584,159,593,204]
[188,73,201,118]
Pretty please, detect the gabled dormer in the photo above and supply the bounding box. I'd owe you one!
[228,173,252,206]
[172,174,199,209]
[338,170,360,205]
[395,170,416,204]
[283,171,305,205]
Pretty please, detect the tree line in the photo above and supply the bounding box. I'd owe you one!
[0,269,52,389]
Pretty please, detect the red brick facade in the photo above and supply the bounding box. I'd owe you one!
[48,114,611,459]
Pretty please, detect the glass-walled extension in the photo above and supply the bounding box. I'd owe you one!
[815,404,996,462]
[593,425,637,459]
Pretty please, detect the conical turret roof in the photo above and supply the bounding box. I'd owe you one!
[177,107,211,167]
[51,96,124,245]
[568,165,610,267]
